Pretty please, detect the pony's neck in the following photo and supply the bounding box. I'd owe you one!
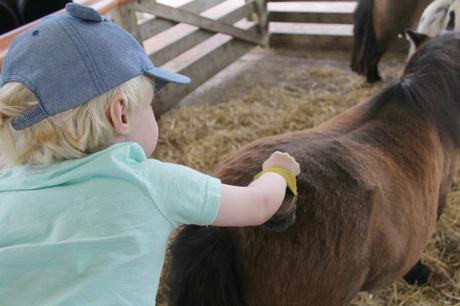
[360,86,454,163]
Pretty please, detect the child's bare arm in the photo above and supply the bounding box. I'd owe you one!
[212,152,300,227]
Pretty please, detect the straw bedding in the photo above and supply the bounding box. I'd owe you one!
[154,51,460,305]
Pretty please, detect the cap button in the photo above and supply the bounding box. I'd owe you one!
[65,3,104,22]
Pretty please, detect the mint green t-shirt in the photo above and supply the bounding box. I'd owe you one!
[0,142,221,305]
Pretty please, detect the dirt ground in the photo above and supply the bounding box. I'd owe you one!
[154,47,460,305]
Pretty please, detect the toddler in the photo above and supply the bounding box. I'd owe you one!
[0,3,300,305]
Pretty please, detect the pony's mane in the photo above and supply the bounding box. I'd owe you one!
[367,32,460,146]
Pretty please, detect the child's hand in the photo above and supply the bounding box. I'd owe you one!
[214,151,300,227]
[262,151,300,176]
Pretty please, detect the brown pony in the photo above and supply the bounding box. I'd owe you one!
[168,31,460,306]
[351,0,431,83]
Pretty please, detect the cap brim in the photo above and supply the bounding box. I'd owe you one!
[144,67,191,92]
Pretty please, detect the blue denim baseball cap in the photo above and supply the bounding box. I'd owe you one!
[0,3,191,130]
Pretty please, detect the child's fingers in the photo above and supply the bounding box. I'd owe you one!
[263,151,301,175]
[291,161,301,176]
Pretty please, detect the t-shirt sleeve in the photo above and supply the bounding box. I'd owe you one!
[136,159,221,227]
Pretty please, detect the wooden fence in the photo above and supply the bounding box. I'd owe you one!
[0,0,268,115]
[267,1,408,52]
[268,1,356,49]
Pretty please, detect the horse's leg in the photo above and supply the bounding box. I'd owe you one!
[403,142,456,287]
[352,0,382,82]
[405,178,455,288]
[360,0,395,83]
[367,0,430,83]
[366,49,383,83]
[437,192,448,219]
[402,188,443,286]
[402,260,431,285]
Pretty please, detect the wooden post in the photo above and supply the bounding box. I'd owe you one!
[253,0,269,47]
[111,2,142,42]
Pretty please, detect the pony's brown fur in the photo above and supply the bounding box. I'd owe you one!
[169,32,460,306]
[351,0,431,83]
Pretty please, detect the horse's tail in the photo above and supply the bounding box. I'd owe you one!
[351,0,380,81]
[168,225,246,306]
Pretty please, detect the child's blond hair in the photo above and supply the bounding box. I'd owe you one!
[0,75,154,166]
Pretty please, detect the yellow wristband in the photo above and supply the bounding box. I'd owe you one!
[253,167,298,195]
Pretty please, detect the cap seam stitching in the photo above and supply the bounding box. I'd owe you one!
[61,19,103,92]
[67,20,108,91]
[56,18,102,94]
[12,105,46,129]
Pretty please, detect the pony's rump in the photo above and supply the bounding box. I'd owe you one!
[168,225,246,306]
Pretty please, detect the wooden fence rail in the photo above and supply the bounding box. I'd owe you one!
[0,0,268,116]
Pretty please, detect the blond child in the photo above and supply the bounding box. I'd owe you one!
[0,3,300,305]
